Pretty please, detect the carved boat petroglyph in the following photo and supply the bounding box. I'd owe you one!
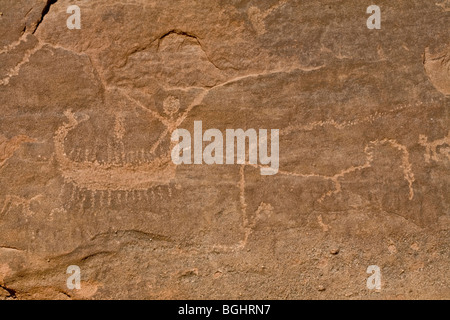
[54,110,176,191]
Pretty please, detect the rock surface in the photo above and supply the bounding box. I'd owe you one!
[0,0,449,299]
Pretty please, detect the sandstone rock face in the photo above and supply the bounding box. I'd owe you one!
[0,0,448,299]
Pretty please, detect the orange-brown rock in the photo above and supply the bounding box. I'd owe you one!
[0,0,448,299]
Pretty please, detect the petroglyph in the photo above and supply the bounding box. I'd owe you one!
[0,134,36,169]
[210,137,416,252]
[1,0,449,300]
[63,179,179,208]
[436,0,450,12]
[319,139,415,201]
[248,0,288,35]
[419,132,450,163]
[317,215,330,232]
[163,96,181,117]
[0,195,42,218]
[247,138,415,202]
[113,112,126,141]
[282,104,408,135]
[0,34,30,55]
[0,41,44,86]
[52,83,211,209]
[33,34,418,255]
[423,46,450,96]
[53,110,176,192]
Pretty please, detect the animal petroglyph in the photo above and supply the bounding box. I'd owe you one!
[322,138,416,202]
[0,194,42,219]
[0,134,36,169]
[221,138,417,252]
[423,45,450,96]
[419,131,450,163]
[282,104,408,135]
[248,138,415,202]
[436,0,450,12]
[248,0,288,35]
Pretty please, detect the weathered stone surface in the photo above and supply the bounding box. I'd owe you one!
[0,0,448,299]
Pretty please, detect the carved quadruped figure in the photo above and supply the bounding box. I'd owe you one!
[419,132,450,164]
[0,134,36,169]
